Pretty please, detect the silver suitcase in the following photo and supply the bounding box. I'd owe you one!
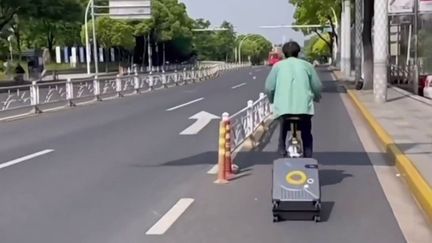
[272,158,321,222]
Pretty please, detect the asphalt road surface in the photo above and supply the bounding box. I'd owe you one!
[0,66,427,243]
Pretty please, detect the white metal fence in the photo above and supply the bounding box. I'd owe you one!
[0,63,248,114]
[227,93,272,151]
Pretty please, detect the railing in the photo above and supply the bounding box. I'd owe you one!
[389,64,413,86]
[0,63,249,114]
[214,92,272,184]
[228,93,272,151]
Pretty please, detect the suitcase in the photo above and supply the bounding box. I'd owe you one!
[272,158,321,222]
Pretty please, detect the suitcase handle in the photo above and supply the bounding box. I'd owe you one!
[305,164,318,169]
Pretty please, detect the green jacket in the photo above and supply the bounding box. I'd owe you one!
[265,57,322,117]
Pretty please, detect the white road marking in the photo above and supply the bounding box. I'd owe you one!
[0,149,54,170]
[207,164,219,174]
[231,83,247,89]
[166,98,204,111]
[145,198,194,235]
[180,111,219,135]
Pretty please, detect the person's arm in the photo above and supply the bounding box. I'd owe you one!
[265,65,278,103]
[309,64,322,102]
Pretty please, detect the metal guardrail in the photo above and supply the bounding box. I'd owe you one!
[214,92,272,184]
[0,63,248,114]
[389,64,413,86]
[228,93,272,152]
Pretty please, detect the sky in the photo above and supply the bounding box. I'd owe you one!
[180,0,305,45]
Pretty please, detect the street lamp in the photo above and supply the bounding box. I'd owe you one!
[238,34,256,64]
[84,0,99,75]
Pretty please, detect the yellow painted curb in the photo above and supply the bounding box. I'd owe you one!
[347,90,432,223]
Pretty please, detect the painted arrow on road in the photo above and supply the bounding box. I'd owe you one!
[180,111,220,135]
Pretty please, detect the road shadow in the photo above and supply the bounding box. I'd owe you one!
[321,81,347,93]
[396,143,432,155]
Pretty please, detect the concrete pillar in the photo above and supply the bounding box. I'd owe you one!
[340,7,346,73]
[355,0,362,82]
[343,0,352,77]
[373,0,389,103]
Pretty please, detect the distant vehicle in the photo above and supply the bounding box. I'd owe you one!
[268,52,282,66]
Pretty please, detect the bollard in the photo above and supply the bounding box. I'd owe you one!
[215,112,230,184]
[224,118,232,177]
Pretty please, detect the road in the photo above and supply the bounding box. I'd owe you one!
[0,69,197,113]
[0,67,428,243]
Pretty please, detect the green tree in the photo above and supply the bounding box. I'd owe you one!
[289,0,341,63]
[0,0,35,31]
[21,0,83,51]
[238,34,272,65]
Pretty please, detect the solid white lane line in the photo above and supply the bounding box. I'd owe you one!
[231,83,247,89]
[166,98,204,111]
[0,149,54,170]
[145,198,194,235]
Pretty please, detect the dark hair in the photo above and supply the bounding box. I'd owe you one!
[282,41,301,58]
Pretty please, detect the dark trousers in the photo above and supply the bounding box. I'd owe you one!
[278,114,313,158]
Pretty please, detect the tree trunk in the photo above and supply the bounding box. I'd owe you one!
[362,0,374,90]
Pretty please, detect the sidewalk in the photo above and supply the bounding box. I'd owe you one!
[347,83,432,223]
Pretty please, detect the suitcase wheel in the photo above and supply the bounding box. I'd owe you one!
[314,201,321,211]
[313,215,321,223]
[272,200,279,210]
[273,215,280,223]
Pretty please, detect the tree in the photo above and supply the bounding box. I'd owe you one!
[362,0,374,90]
[304,34,331,61]
[21,0,83,51]
[81,16,135,68]
[213,21,236,61]
[0,0,35,31]
[289,0,341,63]
[192,19,237,61]
[238,34,272,65]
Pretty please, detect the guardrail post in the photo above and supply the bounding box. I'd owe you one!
[66,78,75,107]
[162,71,167,88]
[116,74,123,97]
[247,100,254,136]
[93,76,101,101]
[215,112,230,184]
[149,72,154,90]
[259,92,265,118]
[134,70,140,94]
[174,70,179,85]
[191,67,196,83]
[30,81,41,114]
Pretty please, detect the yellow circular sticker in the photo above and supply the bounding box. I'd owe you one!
[285,170,307,186]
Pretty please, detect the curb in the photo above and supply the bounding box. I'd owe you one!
[347,89,432,223]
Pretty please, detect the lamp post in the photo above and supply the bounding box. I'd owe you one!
[84,0,99,75]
